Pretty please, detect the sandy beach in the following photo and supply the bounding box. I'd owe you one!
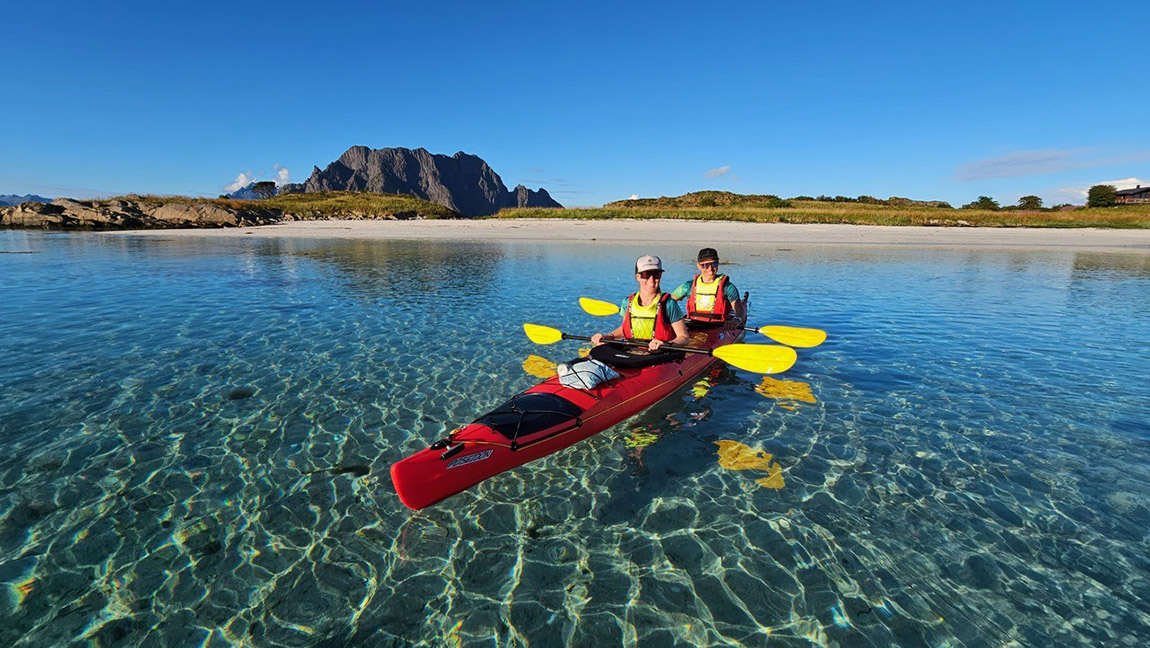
[109,219,1150,252]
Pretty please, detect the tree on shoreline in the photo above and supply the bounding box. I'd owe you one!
[1017,195,1043,210]
[1087,185,1117,208]
[962,196,1000,210]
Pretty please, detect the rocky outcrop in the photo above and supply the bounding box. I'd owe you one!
[300,146,562,216]
[0,198,280,229]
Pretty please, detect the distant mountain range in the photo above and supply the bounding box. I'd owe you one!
[0,194,51,206]
[224,146,561,217]
[224,182,276,201]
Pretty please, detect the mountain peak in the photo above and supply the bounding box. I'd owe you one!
[300,146,561,216]
[0,194,51,206]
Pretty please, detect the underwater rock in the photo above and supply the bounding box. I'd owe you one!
[329,465,370,477]
[226,385,257,400]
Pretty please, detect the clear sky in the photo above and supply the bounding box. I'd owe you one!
[2,1,1146,207]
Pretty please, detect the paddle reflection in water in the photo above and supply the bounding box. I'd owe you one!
[595,364,750,524]
[755,375,818,410]
[521,354,558,379]
[715,439,786,489]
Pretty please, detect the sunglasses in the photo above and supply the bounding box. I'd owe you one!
[638,271,663,280]
[699,261,718,269]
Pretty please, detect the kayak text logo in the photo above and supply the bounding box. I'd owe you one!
[446,449,493,470]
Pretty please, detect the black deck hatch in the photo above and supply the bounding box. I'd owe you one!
[475,392,583,440]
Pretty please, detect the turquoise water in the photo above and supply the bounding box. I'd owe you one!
[1,229,1149,647]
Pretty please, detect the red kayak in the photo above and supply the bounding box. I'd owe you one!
[390,321,747,510]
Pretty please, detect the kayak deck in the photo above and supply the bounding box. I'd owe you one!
[390,323,744,510]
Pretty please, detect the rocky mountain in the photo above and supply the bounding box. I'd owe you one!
[288,146,562,216]
[0,194,51,206]
[224,181,278,200]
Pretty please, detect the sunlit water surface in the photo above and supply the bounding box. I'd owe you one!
[1,230,1149,647]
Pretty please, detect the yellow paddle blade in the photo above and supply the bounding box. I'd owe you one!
[712,344,797,374]
[522,355,557,379]
[758,325,827,348]
[523,323,563,345]
[579,297,620,316]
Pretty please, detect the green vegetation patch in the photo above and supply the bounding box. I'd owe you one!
[492,201,1150,229]
[605,191,792,209]
[106,191,458,220]
[259,192,458,219]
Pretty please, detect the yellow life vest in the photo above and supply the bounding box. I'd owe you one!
[626,292,661,340]
[692,275,722,313]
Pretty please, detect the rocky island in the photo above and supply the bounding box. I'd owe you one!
[284,146,561,216]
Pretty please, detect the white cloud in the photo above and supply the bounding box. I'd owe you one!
[958,148,1150,182]
[705,165,732,179]
[629,194,639,200]
[956,149,1077,181]
[274,165,291,186]
[224,171,255,193]
[1098,177,1146,190]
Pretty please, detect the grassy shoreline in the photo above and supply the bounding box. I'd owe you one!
[130,192,460,219]
[17,191,1147,229]
[490,201,1150,229]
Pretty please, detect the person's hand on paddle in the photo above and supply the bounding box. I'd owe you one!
[647,338,666,352]
[591,332,607,346]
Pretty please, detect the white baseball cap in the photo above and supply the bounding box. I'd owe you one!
[635,255,663,273]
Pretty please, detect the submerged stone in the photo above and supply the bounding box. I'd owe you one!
[226,386,257,400]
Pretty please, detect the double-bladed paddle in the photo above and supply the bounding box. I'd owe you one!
[523,323,797,374]
[577,297,827,348]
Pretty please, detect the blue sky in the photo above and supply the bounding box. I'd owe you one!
[2,1,1146,207]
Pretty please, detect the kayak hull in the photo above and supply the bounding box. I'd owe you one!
[390,324,744,510]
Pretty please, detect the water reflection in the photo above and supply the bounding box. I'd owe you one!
[2,231,1150,646]
[1071,251,1150,279]
[283,238,506,301]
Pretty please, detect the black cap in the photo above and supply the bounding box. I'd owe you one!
[697,247,719,263]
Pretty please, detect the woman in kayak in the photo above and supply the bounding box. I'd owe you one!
[590,254,690,352]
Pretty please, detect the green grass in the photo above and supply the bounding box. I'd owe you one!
[72,191,1150,228]
[605,191,792,209]
[260,192,458,219]
[98,192,459,220]
[492,200,1150,229]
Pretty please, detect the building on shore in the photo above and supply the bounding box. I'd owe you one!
[1115,185,1150,204]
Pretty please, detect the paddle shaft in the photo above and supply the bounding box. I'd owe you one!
[562,333,714,357]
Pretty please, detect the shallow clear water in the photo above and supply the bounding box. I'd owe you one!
[1,229,1149,647]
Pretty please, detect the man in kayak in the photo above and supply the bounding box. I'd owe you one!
[590,254,690,352]
[670,247,745,328]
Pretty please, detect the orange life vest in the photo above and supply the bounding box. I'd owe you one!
[621,292,676,341]
[686,274,731,322]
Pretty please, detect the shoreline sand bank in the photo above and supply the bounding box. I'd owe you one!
[104,219,1150,252]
